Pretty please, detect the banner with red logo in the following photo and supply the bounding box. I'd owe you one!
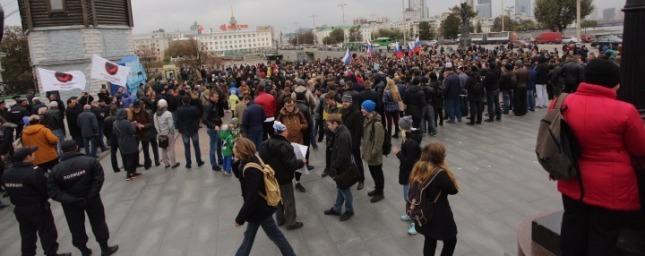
[90,55,130,86]
[37,68,87,92]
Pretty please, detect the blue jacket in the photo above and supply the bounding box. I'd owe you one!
[444,74,462,99]
[242,103,265,134]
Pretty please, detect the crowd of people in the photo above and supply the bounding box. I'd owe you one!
[0,40,637,256]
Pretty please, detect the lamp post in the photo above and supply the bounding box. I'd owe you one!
[576,0,581,41]
[619,0,645,114]
[338,3,348,25]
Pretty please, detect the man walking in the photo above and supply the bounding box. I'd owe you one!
[2,147,71,256]
[48,140,118,256]
[259,121,305,230]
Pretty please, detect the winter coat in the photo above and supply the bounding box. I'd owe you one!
[77,110,99,138]
[295,100,313,145]
[255,92,276,118]
[277,107,308,144]
[66,104,83,138]
[557,83,645,211]
[443,74,462,99]
[220,130,235,157]
[234,156,276,224]
[382,88,400,113]
[535,63,550,85]
[483,68,500,91]
[202,101,224,129]
[154,109,175,136]
[361,113,385,166]
[341,106,363,150]
[131,109,155,141]
[328,125,353,179]
[48,152,104,204]
[176,105,201,135]
[259,135,304,185]
[403,85,426,118]
[416,169,459,240]
[42,109,63,131]
[242,103,265,134]
[2,162,50,207]
[396,130,422,185]
[559,61,585,93]
[21,124,58,165]
[113,109,138,155]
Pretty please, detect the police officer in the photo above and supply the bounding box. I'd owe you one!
[1,146,71,256]
[48,140,118,256]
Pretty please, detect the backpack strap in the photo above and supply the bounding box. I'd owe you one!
[241,162,270,201]
[554,93,569,111]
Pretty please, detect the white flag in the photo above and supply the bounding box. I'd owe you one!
[37,68,86,92]
[90,55,130,86]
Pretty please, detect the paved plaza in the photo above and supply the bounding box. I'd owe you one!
[0,109,561,256]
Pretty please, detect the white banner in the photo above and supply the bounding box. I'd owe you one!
[90,55,130,86]
[37,68,87,92]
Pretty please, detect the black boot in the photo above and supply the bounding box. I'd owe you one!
[100,243,119,256]
[79,247,92,256]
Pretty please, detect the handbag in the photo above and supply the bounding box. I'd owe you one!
[158,135,169,148]
[334,156,359,189]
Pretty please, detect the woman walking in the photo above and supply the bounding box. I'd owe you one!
[154,99,180,169]
[409,143,459,256]
[233,137,296,256]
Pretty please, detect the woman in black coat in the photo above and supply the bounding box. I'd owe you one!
[232,137,296,256]
[393,116,422,235]
[409,143,459,256]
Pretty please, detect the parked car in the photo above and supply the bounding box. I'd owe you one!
[562,36,578,44]
[591,35,622,49]
[535,32,563,44]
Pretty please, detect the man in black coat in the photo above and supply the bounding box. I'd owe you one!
[77,105,99,157]
[2,147,71,256]
[176,96,204,168]
[403,78,426,128]
[483,63,502,122]
[323,114,355,221]
[465,67,484,125]
[8,99,29,141]
[259,122,305,230]
[558,57,585,93]
[65,97,83,149]
[340,93,365,190]
[48,140,118,256]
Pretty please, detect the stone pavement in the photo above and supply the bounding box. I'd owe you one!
[0,109,561,256]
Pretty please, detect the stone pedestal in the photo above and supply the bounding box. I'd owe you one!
[29,26,132,99]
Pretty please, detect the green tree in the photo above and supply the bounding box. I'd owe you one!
[0,26,34,95]
[515,20,538,31]
[492,15,515,31]
[580,19,598,29]
[372,29,404,40]
[535,0,594,32]
[164,39,212,74]
[418,21,435,40]
[289,31,315,45]
[348,26,362,42]
[475,21,483,33]
[441,14,461,39]
[323,28,345,45]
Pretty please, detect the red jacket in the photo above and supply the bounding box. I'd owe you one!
[255,92,276,118]
[557,83,645,211]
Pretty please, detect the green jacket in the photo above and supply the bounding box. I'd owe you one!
[361,113,384,166]
[220,130,235,157]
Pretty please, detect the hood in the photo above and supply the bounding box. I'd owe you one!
[156,108,167,116]
[280,106,299,116]
[115,109,128,120]
[23,124,46,135]
[405,130,423,144]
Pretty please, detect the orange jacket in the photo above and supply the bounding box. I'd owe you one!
[21,124,59,165]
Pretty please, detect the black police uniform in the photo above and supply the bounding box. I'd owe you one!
[2,162,61,256]
[48,152,110,253]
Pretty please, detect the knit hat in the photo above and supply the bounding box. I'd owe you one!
[398,116,416,131]
[341,93,353,103]
[584,59,621,88]
[361,100,376,113]
[273,121,287,134]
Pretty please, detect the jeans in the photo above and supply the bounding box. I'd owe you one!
[52,129,65,156]
[384,111,400,137]
[527,88,536,111]
[502,90,513,113]
[536,84,548,107]
[445,97,461,122]
[333,188,354,213]
[97,124,107,150]
[420,105,436,134]
[486,89,502,120]
[235,216,295,256]
[403,184,410,203]
[83,136,98,157]
[223,156,232,174]
[276,182,297,226]
[246,129,263,149]
[181,132,202,166]
[207,128,221,170]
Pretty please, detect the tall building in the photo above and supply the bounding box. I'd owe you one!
[403,0,428,21]
[603,8,616,21]
[515,0,532,17]
[476,0,492,18]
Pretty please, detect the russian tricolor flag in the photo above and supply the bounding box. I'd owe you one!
[342,48,353,65]
[366,41,374,57]
[394,42,404,59]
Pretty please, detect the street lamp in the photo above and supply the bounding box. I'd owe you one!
[338,3,348,25]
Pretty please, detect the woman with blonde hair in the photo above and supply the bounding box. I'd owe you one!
[409,143,459,256]
[232,137,296,256]
[382,78,403,138]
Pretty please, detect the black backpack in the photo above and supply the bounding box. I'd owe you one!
[406,168,443,228]
[535,93,581,180]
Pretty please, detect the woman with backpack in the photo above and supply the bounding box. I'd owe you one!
[392,116,422,235]
[408,143,459,256]
[232,137,296,256]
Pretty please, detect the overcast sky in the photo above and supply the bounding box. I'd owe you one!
[2,0,624,34]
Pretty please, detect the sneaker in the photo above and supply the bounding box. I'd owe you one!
[370,194,384,203]
[357,182,364,191]
[407,223,418,235]
[101,245,119,256]
[295,183,306,193]
[400,214,412,222]
[213,166,222,172]
[324,208,341,216]
[80,247,92,256]
[286,222,304,230]
[340,212,354,221]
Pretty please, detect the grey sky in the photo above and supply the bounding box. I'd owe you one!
[2,0,624,34]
